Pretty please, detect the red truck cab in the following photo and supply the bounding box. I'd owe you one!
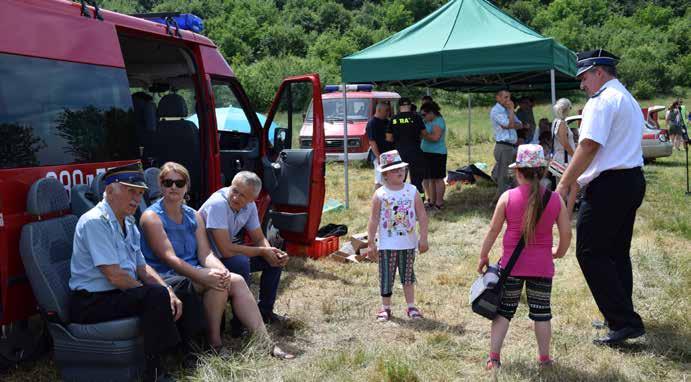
[299,85,400,161]
[0,0,325,363]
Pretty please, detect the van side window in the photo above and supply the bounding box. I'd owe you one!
[0,53,136,169]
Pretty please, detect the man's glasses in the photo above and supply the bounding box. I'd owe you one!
[161,179,186,188]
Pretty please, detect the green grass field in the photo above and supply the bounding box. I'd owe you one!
[4,96,689,381]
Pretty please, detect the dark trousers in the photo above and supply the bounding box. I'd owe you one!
[221,255,282,315]
[399,150,425,195]
[576,168,646,331]
[164,275,206,345]
[70,285,180,354]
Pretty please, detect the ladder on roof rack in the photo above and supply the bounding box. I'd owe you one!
[74,0,103,21]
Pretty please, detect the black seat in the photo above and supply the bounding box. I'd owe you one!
[132,92,157,159]
[155,93,201,205]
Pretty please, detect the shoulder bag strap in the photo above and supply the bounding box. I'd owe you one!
[497,190,552,286]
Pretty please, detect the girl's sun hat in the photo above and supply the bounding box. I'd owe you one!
[379,150,408,173]
[509,144,548,168]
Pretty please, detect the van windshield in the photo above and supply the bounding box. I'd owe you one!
[306,98,371,122]
[0,53,136,169]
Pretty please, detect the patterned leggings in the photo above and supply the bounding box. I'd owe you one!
[379,249,416,297]
[498,276,553,321]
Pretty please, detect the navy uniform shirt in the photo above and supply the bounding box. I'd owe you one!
[70,200,146,292]
[366,116,393,154]
[386,111,425,162]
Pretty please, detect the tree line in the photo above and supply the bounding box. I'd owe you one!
[101,0,690,110]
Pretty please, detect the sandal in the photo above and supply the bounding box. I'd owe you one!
[539,358,554,368]
[486,358,501,370]
[434,204,444,210]
[271,345,295,360]
[376,308,392,322]
[405,307,423,320]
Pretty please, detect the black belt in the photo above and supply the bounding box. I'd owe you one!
[599,167,642,177]
[496,141,517,148]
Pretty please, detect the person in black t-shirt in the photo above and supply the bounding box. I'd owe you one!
[367,102,393,188]
[386,97,426,198]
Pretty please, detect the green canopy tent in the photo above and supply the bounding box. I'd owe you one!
[341,0,577,92]
[336,0,577,207]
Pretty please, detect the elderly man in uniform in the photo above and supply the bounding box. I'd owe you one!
[490,89,524,202]
[69,163,183,381]
[557,49,646,346]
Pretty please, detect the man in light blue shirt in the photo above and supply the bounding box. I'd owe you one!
[490,90,524,201]
[69,163,182,382]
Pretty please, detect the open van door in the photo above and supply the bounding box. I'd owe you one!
[261,75,325,245]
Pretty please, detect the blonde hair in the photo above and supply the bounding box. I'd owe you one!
[553,98,572,120]
[159,162,191,189]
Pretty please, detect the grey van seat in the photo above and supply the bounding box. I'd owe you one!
[19,178,144,381]
[144,167,162,203]
[132,92,158,159]
[70,184,92,217]
[156,93,201,205]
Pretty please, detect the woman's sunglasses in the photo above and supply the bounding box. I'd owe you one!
[161,179,186,188]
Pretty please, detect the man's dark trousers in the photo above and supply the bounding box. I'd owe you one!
[399,150,425,195]
[576,167,646,331]
[222,255,282,328]
[70,285,180,354]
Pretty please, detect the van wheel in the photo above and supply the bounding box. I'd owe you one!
[0,316,49,369]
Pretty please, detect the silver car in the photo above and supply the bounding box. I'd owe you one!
[565,115,672,161]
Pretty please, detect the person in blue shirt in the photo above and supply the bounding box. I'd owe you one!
[139,162,292,359]
[69,163,182,382]
[490,90,525,202]
[420,101,448,210]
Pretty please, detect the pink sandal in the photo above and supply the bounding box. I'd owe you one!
[376,308,392,322]
[405,307,423,319]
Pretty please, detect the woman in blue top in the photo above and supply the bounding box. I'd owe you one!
[420,101,448,210]
[140,162,293,359]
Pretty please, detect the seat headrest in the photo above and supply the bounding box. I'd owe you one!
[90,173,106,201]
[158,94,188,119]
[133,96,157,132]
[144,167,162,200]
[26,178,70,216]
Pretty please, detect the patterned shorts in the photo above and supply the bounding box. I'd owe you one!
[498,276,553,321]
[379,249,416,297]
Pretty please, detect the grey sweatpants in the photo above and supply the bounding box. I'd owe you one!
[492,143,517,200]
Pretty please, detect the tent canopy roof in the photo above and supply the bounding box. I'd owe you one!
[341,0,577,91]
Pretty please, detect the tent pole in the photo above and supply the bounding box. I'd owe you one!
[342,83,349,209]
[550,69,556,106]
[467,93,472,163]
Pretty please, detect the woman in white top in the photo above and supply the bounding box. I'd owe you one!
[551,98,576,167]
[551,98,578,215]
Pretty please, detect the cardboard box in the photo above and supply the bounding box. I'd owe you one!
[350,233,369,253]
[327,252,348,263]
[359,247,379,263]
[335,242,356,257]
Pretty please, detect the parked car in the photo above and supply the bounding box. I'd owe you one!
[299,85,400,161]
[187,106,280,145]
[566,115,672,161]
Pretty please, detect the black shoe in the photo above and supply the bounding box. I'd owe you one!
[261,311,288,324]
[593,327,645,346]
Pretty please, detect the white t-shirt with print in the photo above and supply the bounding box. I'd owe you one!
[376,183,418,250]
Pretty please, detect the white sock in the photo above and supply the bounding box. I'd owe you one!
[407,303,416,309]
[382,305,391,310]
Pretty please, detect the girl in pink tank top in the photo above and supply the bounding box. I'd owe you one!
[477,144,571,370]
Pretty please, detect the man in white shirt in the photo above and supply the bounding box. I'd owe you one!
[557,49,646,346]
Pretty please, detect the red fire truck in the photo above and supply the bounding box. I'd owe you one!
[0,0,325,365]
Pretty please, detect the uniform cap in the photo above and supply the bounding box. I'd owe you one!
[576,49,619,78]
[103,163,148,190]
[399,97,412,106]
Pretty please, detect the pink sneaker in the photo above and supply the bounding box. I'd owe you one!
[405,307,423,319]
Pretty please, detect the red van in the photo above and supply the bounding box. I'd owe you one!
[0,0,325,364]
[299,85,400,161]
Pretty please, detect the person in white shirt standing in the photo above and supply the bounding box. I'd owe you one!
[556,49,646,346]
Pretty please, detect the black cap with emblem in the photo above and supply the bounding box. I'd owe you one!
[576,49,619,78]
[103,162,148,190]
